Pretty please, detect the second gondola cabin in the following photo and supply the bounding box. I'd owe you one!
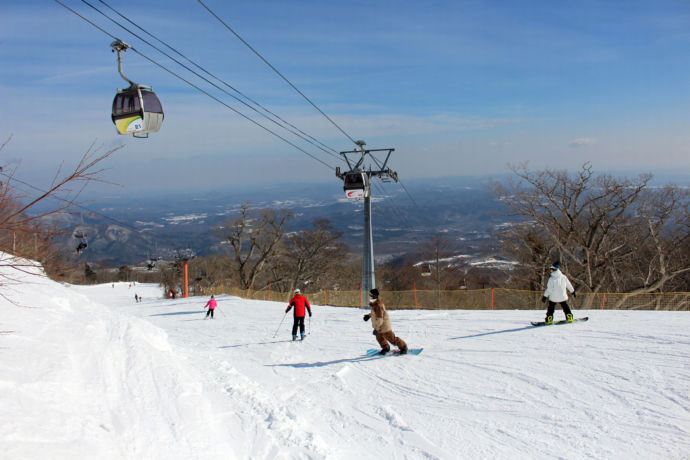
[343,171,370,199]
[111,86,164,137]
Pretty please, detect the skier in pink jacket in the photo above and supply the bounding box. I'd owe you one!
[204,295,217,319]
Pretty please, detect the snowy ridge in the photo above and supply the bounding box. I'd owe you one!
[1,255,690,459]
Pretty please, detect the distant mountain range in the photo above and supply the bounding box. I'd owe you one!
[39,175,532,266]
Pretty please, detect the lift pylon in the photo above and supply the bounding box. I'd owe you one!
[335,141,398,300]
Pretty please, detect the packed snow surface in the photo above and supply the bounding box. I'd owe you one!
[1,257,689,459]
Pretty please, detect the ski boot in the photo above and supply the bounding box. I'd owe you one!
[399,345,408,355]
[566,314,574,323]
[300,333,305,341]
[292,335,297,341]
[378,349,390,356]
[544,315,553,325]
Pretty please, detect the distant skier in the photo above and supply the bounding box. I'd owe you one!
[204,295,217,319]
[542,262,576,324]
[286,289,312,340]
[364,288,407,355]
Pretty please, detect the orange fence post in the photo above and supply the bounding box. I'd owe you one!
[182,260,189,298]
[414,281,418,309]
[602,293,606,310]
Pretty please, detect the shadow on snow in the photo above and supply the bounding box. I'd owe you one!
[450,325,535,340]
[218,340,293,348]
[266,355,379,368]
[149,311,203,317]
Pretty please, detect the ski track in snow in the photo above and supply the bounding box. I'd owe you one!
[1,258,689,459]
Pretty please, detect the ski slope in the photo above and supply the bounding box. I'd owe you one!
[1,257,689,459]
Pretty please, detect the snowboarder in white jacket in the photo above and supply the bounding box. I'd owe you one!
[542,262,576,324]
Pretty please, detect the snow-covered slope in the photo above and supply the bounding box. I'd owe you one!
[1,256,689,459]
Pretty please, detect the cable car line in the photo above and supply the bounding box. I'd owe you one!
[95,0,342,158]
[80,0,343,163]
[55,1,431,259]
[55,0,338,171]
[197,0,362,150]
[1,170,143,237]
[1,169,172,259]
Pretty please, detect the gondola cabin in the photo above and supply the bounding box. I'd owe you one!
[112,86,164,137]
[343,171,369,199]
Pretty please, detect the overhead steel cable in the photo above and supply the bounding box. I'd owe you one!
[366,149,425,220]
[0,169,151,240]
[370,179,424,247]
[197,0,362,149]
[55,0,337,171]
[80,0,343,163]
[92,0,343,160]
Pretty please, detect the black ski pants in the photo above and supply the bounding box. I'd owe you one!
[206,308,214,319]
[546,301,572,319]
[291,316,305,336]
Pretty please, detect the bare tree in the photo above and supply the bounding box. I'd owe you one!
[607,186,690,301]
[498,223,557,291]
[279,219,348,292]
[492,163,690,307]
[216,203,291,290]
[0,138,121,295]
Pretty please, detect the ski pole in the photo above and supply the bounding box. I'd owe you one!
[273,311,288,338]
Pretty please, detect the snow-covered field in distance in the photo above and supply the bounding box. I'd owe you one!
[1,256,689,459]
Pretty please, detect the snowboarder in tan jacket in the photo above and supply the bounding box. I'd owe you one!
[363,288,407,355]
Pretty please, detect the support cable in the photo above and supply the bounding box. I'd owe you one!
[198,0,361,149]
[82,0,343,163]
[55,0,337,171]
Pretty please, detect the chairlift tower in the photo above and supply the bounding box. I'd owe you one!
[336,141,398,299]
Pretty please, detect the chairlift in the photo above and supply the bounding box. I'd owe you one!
[146,255,162,270]
[421,263,432,277]
[74,231,88,254]
[343,171,370,199]
[110,40,164,138]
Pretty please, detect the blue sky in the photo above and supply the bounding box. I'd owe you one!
[1,0,688,196]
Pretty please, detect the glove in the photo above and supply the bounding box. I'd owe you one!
[541,296,547,304]
[285,307,289,313]
[572,291,577,298]
[372,330,377,335]
[363,314,370,321]
[309,312,312,317]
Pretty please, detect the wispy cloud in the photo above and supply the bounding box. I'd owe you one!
[568,138,597,147]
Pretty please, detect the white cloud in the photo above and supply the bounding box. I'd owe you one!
[568,137,597,147]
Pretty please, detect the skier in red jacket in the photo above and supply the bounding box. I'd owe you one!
[286,289,312,340]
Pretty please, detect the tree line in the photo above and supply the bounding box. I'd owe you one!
[158,163,688,305]
[1,138,687,305]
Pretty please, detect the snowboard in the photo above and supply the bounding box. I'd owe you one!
[531,316,589,327]
[366,348,423,357]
